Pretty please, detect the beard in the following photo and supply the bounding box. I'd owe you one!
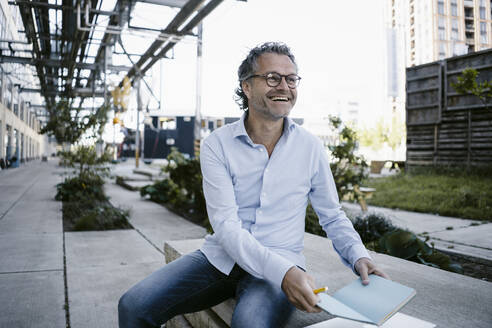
[248,93,295,121]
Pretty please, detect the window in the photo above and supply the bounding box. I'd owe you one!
[439,43,446,59]
[438,0,445,15]
[452,19,459,40]
[480,22,488,43]
[5,81,12,109]
[20,102,24,121]
[451,0,458,16]
[438,17,446,40]
[480,3,486,19]
[12,87,18,116]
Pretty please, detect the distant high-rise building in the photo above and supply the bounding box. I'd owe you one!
[388,0,491,67]
[381,0,492,161]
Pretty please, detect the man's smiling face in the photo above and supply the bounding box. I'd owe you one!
[242,53,298,121]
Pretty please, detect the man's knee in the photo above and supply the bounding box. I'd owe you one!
[118,289,150,327]
[118,290,138,319]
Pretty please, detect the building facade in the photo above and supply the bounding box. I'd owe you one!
[388,0,492,67]
[383,0,492,162]
[0,0,50,168]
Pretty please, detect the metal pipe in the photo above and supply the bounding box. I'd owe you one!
[0,39,31,44]
[9,1,116,16]
[77,3,184,42]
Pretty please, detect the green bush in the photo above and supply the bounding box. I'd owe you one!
[56,145,130,231]
[378,228,463,274]
[55,172,106,202]
[140,179,180,204]
[63,200,131,231]
[352,212,397,249]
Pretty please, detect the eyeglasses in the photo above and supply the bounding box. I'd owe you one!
[244,72,301,89]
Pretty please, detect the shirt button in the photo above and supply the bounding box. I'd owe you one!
[265,168,269,173]
[262,192,266,197]
[258,210,262,215]
[259,148,264,152]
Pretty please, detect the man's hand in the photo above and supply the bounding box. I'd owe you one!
[354,257,390,285]
[281,266,321,313]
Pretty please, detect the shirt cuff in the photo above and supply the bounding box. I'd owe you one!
[263,252,296,289]
[348,243,372,275]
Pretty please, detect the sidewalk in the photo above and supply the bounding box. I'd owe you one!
[0,160,491,327]
[0,160,66,327]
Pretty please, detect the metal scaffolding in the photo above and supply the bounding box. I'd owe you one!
[2,0,225,117]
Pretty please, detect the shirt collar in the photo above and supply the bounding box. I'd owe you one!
[232,111,297,139]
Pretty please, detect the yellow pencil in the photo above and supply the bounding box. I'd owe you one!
[313,286,328,294]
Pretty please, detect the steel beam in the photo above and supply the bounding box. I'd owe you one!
[0,55,131,72]
[30,103,96,110]
[16,0,51,107]
[21,88,105,98]
[138,0,224,78]
[8,1,116,16]
[121,0,206,84]
[136,0,187,8]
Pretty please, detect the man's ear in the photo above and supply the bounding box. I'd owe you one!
[241,80,251,99]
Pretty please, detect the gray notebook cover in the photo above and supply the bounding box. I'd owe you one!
[317,275,416,326]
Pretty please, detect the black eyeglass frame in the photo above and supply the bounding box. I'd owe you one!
[242,72,302,89]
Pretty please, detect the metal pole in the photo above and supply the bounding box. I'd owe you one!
[104,46,108,106]
[194,22,203,156]
[135,78,141,168]
[113,112,116,160]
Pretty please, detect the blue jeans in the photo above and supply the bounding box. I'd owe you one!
[118,250,295,328]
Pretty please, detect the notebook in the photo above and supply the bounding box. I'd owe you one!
[316,274,416,326]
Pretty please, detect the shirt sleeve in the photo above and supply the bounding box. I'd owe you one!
[200,137,295,288]
[308,140,371,272]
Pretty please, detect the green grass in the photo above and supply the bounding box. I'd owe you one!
[364,169,492,221]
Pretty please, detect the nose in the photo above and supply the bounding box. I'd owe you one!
[276,76,290,90]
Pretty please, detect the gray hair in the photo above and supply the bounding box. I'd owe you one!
[234,42,298,110]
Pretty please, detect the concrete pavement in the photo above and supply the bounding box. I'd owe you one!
[0,159,66,328]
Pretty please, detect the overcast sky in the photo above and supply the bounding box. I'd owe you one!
[157,0,387,120]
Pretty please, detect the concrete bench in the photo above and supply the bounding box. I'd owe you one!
[164,233,492,328]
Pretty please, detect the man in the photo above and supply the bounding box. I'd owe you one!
[118,42,388,328]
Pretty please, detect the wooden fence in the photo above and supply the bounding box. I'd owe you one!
[406,48,492,167]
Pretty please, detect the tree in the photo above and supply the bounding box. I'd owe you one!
[40,99,110,144]
[451,68,492,108]
[358,115,405,152]
[358,118,387,151]
[327,116,368,204]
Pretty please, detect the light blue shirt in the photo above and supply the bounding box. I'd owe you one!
[200,113,370,289]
